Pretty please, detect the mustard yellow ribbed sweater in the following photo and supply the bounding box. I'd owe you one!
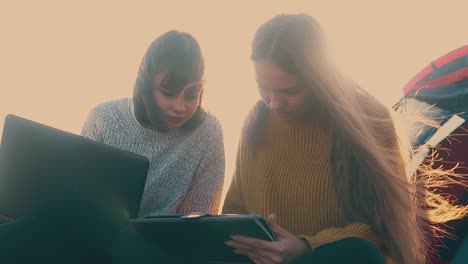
[222,109,386,259]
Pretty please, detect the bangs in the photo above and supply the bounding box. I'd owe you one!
[154,31,204,92]
[133,30,206,130]
[161,61,204,92]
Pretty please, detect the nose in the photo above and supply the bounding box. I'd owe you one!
[269,93,284,112]
[172,96,185,114]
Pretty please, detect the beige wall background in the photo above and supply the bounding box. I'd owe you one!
[1,0,467,198]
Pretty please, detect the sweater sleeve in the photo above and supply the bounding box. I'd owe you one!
[174,120,226,215]
[222,102,266,215]
[81,107,104,142]
[221,141,248,215]
[299,223,384,250]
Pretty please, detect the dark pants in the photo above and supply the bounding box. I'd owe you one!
[0,216,104,264]
[112,234,384,264]
[452,234,468,264]
[291,237,385,264]
[111,226,172,264]
[0,218,181,264]
[0,218,384,264]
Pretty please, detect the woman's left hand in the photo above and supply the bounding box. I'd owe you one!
[225,214,311,264]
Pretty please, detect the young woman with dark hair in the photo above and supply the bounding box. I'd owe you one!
[82,30,225,217]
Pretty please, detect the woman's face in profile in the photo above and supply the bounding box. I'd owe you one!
[152,72,203,130]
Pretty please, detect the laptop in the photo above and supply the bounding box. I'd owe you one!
[0,114,149,249]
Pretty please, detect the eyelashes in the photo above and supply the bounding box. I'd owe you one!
[160,89,201,100]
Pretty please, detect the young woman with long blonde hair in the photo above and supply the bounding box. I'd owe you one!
[223,13,466,264]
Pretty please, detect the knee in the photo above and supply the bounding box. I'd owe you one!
[292,237,385,264]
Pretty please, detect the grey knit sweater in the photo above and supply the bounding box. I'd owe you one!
[81,98,225,217]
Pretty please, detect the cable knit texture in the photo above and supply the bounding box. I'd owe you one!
[81,98,225,217]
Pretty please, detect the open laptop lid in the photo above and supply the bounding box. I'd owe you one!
[0,114,149,221]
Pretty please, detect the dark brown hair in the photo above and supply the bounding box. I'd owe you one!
[133,30,205,131]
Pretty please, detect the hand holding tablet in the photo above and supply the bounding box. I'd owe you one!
[225,214,311,264]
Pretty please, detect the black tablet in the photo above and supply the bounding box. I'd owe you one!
[129,214,276,263]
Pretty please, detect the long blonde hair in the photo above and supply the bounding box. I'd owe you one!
[246,13,467,264]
